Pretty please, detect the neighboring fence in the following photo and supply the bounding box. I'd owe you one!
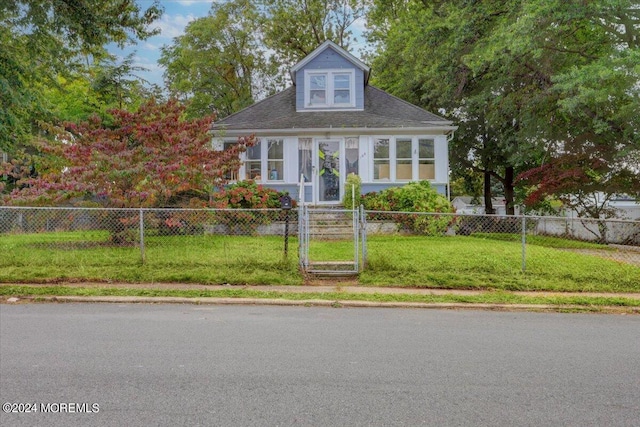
[1,207,638,277]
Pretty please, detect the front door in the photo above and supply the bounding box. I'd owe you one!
[315,140,341,204]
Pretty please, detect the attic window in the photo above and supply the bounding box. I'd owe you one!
[305,70,355,108]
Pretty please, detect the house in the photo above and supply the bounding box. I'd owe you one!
[452,196,521,216]
[212,41,456,205]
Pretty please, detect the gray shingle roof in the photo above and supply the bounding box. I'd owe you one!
[211,85,453,132]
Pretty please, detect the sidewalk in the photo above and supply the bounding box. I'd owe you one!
[2,282,639,313]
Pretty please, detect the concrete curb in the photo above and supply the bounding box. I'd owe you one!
[5,295,639,314]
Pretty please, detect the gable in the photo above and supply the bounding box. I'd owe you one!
[290,42,369,112]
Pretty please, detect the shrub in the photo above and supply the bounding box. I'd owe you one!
[342,173,362,210]
[362,181,455,235]
[209,181,296,234]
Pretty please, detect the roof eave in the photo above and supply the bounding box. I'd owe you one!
[212,125,458,137]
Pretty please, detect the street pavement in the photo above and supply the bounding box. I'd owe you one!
[1,303,639,426]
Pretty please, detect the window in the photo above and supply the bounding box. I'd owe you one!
[395,138,412,180]
[305,70,354,108]
[245,140,262,181]
[298,138,312,182]
[223,140,238,181]
[309,75,326,106]
[418,139,435,180]
[267,138,284,181]
[345,137,359,175]
[373,138,390,180]
[333,74,351,105]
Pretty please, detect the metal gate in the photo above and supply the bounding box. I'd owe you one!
[298,204,366,276]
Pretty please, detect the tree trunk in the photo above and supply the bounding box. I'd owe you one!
[483,170,495,214]
[504,166,515,215]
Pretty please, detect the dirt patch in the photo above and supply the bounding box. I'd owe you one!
[560,247,640,267]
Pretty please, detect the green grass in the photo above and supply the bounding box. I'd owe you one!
[1,230,638,293]
[1,285,638,312]
[360,235,639,292]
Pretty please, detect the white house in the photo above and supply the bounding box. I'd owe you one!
[211,41,456,205]
[452,196,521,216]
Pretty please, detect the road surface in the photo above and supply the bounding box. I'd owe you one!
[1,303,639,426]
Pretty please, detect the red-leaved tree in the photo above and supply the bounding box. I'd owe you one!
[3,99,255,208]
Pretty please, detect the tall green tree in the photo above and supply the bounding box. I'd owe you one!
[159,0,366,119]
[160,0,277,119]
[0,0,163,154]
[261,0,366,67]
[367,0,640,216]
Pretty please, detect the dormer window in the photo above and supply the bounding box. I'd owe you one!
[305,70,355,109]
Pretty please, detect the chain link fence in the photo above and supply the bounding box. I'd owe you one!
[0,207,299,284]
[1,206,638,284]
[364,210,640,265]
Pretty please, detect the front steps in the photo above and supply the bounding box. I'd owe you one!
[306,209,356,240]
[305,261,359,278]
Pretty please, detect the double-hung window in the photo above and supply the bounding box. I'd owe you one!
[245,140,262,181]
[418,138,435,180]
[395,138,413,181]
[373,138,390,180]
[306,70,354,108]
[223,140,238,181]
[267,138,284,181]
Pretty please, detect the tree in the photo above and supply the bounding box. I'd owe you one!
[0,0,163,153]
[159,0,366,119]
[366,0,640,216]
[160,0,279,119]
[3,100,255,208]
[261,0,366,67]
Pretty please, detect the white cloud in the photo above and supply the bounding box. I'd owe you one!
[153,13,198,40]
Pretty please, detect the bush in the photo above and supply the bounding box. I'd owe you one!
[362,181,455,235]
[342,173,362,209]
[211,180,287,209]
[209,181,296,234]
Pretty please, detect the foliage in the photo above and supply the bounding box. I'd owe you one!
[3,99,255,208]
[211,180,291,209]
[366,0,640,216]
[159,0,279,119]
[261,0,366,68]
[518,151,640,219]
[159,0,365,118]
[209,181,296,234]
[342,173,362,209]
[362,181,454,234]
[0,0,163,153]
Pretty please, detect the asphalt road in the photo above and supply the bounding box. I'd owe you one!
[1,303,639,427]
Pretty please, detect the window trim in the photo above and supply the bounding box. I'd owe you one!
[304,69,355,109]
[370,136,437,182]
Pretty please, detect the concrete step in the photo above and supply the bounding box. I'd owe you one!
[305,261,359,278]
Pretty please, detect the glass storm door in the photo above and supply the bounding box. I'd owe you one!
[316,140,341,203]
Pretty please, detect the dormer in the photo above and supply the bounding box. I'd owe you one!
[290,40,370,112]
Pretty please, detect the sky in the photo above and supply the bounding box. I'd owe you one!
[109,0,217,88]
[109,0,370,91]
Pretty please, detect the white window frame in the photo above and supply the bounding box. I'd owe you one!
[304,69,355,109]
[370,136,438,182]
[240,137,287,183]
[266,138,285,182]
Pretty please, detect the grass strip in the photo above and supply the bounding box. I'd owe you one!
[1,286,639,309]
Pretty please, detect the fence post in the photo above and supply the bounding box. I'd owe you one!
[521,214,526,272]
[139,208,145,264]
[360,205,367,270]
